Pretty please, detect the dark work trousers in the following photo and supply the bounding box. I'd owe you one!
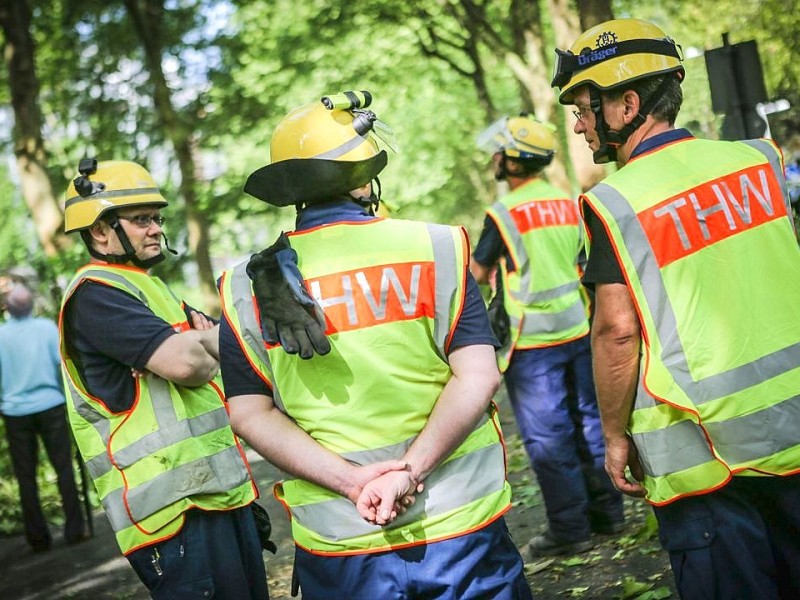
[504,335,623,542]
[127,506,269,600]
[2,404,85,549]
[295,517,532,600]
[654,473,800,600]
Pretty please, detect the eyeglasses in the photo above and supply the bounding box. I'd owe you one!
[572,107,594,122]
[117,214,166,228]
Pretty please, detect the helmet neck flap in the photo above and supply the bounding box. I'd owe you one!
[245,92,395,209]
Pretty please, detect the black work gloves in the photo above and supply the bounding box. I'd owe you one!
[251,502,277,554]
[246,232,331,359]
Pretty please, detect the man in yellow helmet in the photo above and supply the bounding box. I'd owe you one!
[554,18,800,597]
[59,159,269,598]
[218,92,532,599]
[471,115,624,557]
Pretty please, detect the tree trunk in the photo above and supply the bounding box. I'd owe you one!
[123,0,220,314]
[575,0,613,30]
[548,0,608,192]
[0,0,72,257]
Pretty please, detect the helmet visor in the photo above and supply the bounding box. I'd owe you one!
[369,115,399,155]
[476,117,512,155]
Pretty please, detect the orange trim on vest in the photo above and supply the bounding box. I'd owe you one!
[294,507,511,557]
[286,217,387,237]
[446,227,470,354]
[217,271,274,392]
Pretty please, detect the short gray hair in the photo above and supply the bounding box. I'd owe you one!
[6,284,34,318]
[606,74,683,125]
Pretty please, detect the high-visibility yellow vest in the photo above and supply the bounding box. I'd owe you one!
[582,137,800,505]
[487,178,589,371]
[220,218,512,555]
[59,264,257,554]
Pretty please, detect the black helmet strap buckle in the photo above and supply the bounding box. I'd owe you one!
[348,176,383,216]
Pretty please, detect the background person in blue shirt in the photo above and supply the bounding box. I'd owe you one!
[0,283,86,552]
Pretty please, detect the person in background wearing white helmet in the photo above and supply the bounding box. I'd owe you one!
[218,91,532,599]
[554,18,800,598]
[471,115,624,558]
[59,159,271,599]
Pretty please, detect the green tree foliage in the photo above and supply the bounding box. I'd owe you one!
[208,0,511,244]
[615,0,800,149]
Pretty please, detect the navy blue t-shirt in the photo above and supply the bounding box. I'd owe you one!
[63,279,207,413]
[582,129,695,288]
[219,201,498,399]
[472,215,515,271]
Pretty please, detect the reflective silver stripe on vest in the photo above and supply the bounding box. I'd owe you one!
[631,371,716,478]
[112,406,230,470]
[490,202,581,304]
[63,272,247,529]
[65,374,111,432]
[703,392,800,465]
[508,297,586,336]
[427,223,459,360]
[228,264,286,413]
[591,174,800,405]
[491,201,531,287]
[338,413,490,465]
[100,445,250,529]
[64,275,194,479]
[631,420,716,477]
[290,441,505,541]
[523,281,581,303]
[70,268,149,305]
[633,372,654,408]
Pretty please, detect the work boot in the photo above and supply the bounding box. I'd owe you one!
[526,531,594,558]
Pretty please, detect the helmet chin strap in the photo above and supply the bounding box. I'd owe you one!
[495,155,510,181]
[589,88,621,164]
[589,76,674,164]
[87,217,167,269]
[350,177,382,216]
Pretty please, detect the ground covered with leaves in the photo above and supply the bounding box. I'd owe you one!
[502,432,676,600]
[0,394,678,599]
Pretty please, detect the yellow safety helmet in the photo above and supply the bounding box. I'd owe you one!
[245,91,397,207]
[552,18,684,104]
[64,159,167,233]
[476,115,556,160]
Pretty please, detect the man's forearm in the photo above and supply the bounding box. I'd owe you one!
[231,395,353,493]
[402,344,500,484]
[591,283,642,441]
[229,394,408,503]
[591,328,640,439]
[197,325,220,361]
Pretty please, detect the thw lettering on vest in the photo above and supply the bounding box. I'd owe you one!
[639,165,786,267]
[511,199,579,233]
[308,262,435,332]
